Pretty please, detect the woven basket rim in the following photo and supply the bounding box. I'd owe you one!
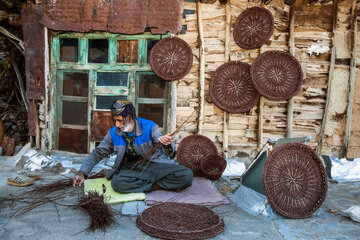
[209,61,260,113]
[233,7,274,50]
[149,37,193,81]
[263,143,328,219]
[250,50,303,101]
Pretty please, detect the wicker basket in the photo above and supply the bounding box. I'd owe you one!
[250,50,303,101]
[150,37,193,81]
[136,202,225,240]
[263,143,328,219]
[177,135,218,177]
[200,154,227,181]
[209,61,260,113]
[233,7,274,49]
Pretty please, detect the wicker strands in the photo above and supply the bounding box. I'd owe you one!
[200,154,227,181]
[177,135,218,177]
[250,51,303,101]
[136,202,225,240]
[150,37,193,81]
[263,143,328,219]
[210,61,260,113]
[233,7,274,50]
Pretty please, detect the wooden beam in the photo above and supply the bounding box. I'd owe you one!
[257,1,265,150]
[197,0,205,134]
[316,0,338,155]
[286,6,295,138]
[342,1,357,157]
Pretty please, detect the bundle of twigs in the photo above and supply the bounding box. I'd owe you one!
[77,191,116,232]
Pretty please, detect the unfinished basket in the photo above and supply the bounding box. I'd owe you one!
[233,7,274,49]
[209,61,260,113]
[200,154,227,181]
[263,143,328,219]
[136,202,225,240]
[177,135,218,177]
[250,50,303,101]
[150,37,193,81]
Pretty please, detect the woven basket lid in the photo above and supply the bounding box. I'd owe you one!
[233,7,274,50]
[210,61,260,113]
[263,143,328,219]
[200,154,227,181]
[150,37,193,81]
[136,202,225,240]
[250,51,303,101]
[177,134,218,177]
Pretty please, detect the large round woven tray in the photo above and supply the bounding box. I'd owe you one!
[263,143,328,219]
[136,202,225,240]
[150,37,193,81]
[177,135,218,177]
[200,154,227,181]
[210,61,260,113]
[233,7,274,49]
[251,51,303,100]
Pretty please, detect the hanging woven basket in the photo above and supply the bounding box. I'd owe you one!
[177,134,218,177]
[136,202,225,240]
[250,50,303,101]
[210,61,260,113]
[150,37,193,81]
[200,154,227,181]
[263,143,328,219]
[233,7,274,49]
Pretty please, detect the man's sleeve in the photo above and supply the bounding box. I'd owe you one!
[150,124,175,158]
[78,131,114,177]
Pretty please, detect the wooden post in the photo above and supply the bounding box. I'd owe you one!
[316,0,338,155]
[223,0,231,158]
[197,0,205,134]
[342,1,357,157]
[257,1,265,150]
[286,6,295,138]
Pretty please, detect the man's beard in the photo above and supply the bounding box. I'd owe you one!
[120,116,133,132]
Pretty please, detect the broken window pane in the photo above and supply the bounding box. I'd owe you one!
[63,72,88,97]
[97,72,128,86]
[88,39,108,63]
[138,104,164,127]
[147,39,158,63]
[139,73,165,98]
[62,101,88,125]
[96,95,127,110]
[117,40,138,63]
[60,38,78,62]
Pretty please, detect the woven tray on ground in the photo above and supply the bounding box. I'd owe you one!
[250,51,303,101]
[210,61,260,113]
[263,143,328,219]
[136,202,225,240]
[150,37,193,81]
[233,7,274,49]
[177,135,218,177]
[200,154,227,181]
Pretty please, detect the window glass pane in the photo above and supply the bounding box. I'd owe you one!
[63,72,88,97]
[138,104,164,127]
[62,101,88,125]
[147,40,158,63]
[88,39,108,63]
[117,40,138,63]
[139,73,165,98]
[97,72,128,86]
[96,95,127,109]
[60,38,78,62]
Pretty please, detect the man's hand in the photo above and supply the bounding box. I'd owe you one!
[73,172,85,187]
[158,134,172,145]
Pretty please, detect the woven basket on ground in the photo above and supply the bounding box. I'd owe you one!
[177,135,218,177]
[136,202,225,240]
[209,61,260,113]
[200,154,227,181]
[263,143,328,219]
[233,7,274,49]
[250,50,303,101]
[149,37,193,81]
